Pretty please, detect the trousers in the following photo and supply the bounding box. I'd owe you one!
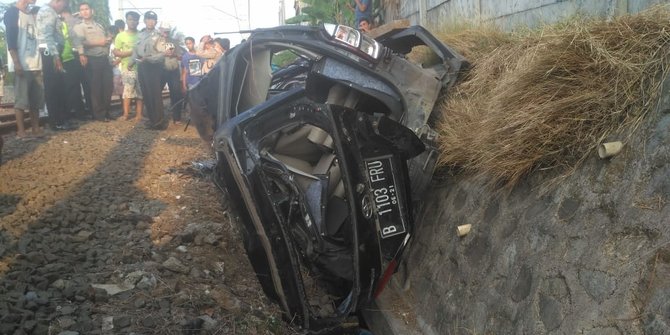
[138,62,166,128]
[85,55,113,121]
[42,53,67,126]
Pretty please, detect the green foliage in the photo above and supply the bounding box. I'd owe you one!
[0,27,6,68]
[0,4,11,64]
[271,50,299,68]
[286,0,354,26]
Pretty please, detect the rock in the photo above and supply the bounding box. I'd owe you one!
[189,268,202,279]
[210,289,244,313]
[113,315,132,328]
[162,257,190,274]
[22,320,37,332]
[179,231,195,244]
[90,283,134,296]
[141,316,160,328]
[181,318,204,335]
[75,317,95,333]
[60,305,76,315]
[34,323,50,334]
[72,231,93,242]
[578,269,616,304]
[101,316,114,332]
[136,274,157,290]
[124,271,148,286]
[177,245,188,253]
[159,235,174,246]
[87,287,109,303]
[582,327,622,335]
[198,315,218,330]
[136,221,151,230]
[644,313,670,335]
[539,294,563,331]
[134,298,146,308]
[57,331,79,335]
[24,291,38,301]
[511,265,533,302]
[204,234,220,246]
[56,317,77,329]
[0,324,16,334]
[51,279,72,290]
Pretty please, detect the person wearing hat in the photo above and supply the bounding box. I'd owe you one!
[128,11,170,130]
[72,2,113,122]
[36,0,75,131]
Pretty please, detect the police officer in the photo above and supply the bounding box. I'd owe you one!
[72,2,113,122]
[129,11,170,130]
[37,0,73,130]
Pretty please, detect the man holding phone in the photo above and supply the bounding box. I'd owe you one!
[129,11,169,130]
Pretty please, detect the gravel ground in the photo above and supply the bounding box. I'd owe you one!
[0,115,293,334]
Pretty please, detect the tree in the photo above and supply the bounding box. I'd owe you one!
[286,0,354,26]
[0,3,12,62]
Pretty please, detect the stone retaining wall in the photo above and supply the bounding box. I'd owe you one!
[390,77,670,334]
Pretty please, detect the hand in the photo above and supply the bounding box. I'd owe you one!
[181,84,187,94]
[54,58,63,72]
[15,63,24,77]
[79,54,88,67]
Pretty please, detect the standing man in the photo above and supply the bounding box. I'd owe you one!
[158,22,183,124]
[196,35,221,75]
[59,7,86,121]
[130,11,169,130]
[358,17,372,33]
[113,11,142,121]
[181,36,202,93]
[3,0,44,138]
[72,2,113,122]
[348,0,372,28]
[37,0,74,131]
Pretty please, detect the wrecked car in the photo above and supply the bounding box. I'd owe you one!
[188,23,467,332]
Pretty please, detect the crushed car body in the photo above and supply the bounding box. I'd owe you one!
[187,23,467,332]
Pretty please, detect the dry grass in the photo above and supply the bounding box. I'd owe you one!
[434,7,670,188]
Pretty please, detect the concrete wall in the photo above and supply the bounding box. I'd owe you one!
[386,0,670,30]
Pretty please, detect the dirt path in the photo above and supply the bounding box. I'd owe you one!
[0,117,292,334]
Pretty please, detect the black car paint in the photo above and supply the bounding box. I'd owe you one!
[187,23,467,332]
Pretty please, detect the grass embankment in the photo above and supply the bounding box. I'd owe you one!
[434,7,670,188]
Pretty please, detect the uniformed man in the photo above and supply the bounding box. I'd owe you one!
[36,0,73,130]
[72,2,113,121]
[129,11,170,130]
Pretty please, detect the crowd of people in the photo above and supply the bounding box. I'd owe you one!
[2,0,229,137]
[0,0,373,164]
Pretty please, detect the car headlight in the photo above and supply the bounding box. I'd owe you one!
[360,35,380,59]
[323,23,381,60]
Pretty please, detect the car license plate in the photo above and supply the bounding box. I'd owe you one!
[365,156,406,239]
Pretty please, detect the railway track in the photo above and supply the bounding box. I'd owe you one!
[0,92,170,136]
